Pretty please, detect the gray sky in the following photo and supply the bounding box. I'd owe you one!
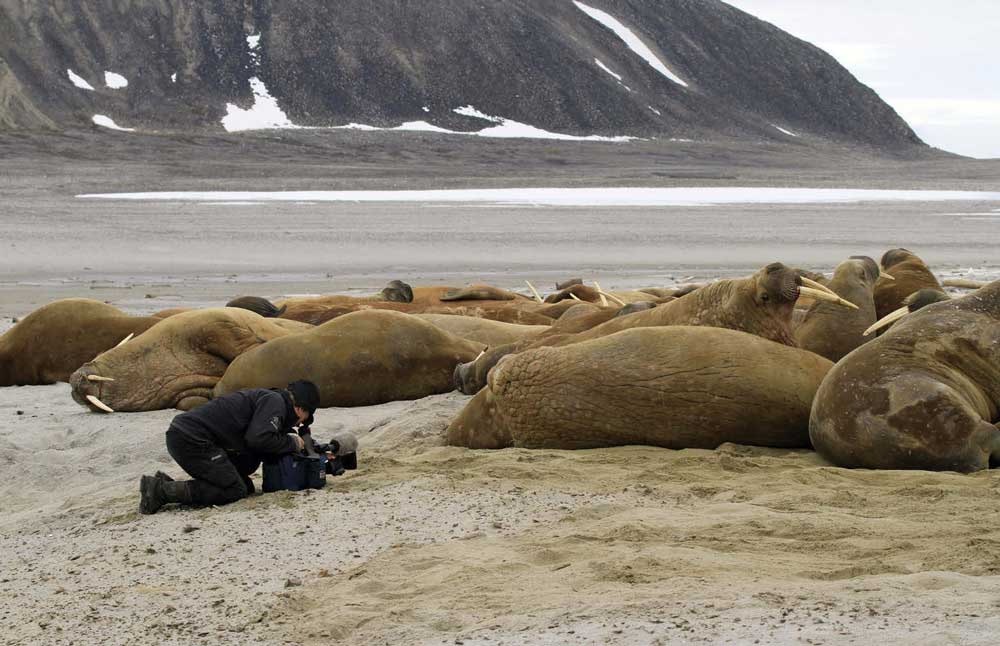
[723,0,1000,159]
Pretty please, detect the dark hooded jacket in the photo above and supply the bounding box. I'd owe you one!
[168,388,299,456]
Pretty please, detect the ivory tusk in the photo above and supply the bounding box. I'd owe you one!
[85,394,115,413]
[115,333,134,348]
[569,293,582,301]
[798,286,859,310]
[596,290,627,307]
[942,278,986,289]
[800,276,839,297]
[879,271,896,281]
[863,305,909,336]
[524,280,544,304]
[86,375,115,383]
[593,281,609,307]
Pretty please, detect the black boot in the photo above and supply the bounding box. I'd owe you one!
[139,475,191,514]
[154,471,174,482]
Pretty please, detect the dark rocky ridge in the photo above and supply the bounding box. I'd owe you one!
[1,0,923,149]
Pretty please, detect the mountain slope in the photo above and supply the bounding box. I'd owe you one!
[0,0,923,149]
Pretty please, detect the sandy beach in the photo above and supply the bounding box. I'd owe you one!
[2,131,1000,645]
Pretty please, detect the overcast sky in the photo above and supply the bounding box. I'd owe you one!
[723,0,1000,159]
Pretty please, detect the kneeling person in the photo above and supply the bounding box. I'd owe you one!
[139,380,321,514]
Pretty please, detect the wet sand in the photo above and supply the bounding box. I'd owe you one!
[1,130,999,645]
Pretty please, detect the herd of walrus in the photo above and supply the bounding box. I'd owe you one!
[1,248,997,473]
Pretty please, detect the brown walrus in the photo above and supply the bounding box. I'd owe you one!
[0,299,160,386]
[795,256,880,362]
[214,310,485,407]
[447,326,833,450]
[809,280,1000,472]
[454,262,854,394]
[69,308,308,412]
[874,248,946,319]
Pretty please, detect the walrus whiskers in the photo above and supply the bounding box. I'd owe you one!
[524,280,544,303]
[115,333,134,348]
[863,305,909,336]
[85,394,115,413]
[798,287,859,310]
[86,375,115,382]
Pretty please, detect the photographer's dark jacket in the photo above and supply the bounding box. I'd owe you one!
[169,389,299,456]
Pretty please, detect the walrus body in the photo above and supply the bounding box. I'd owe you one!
[69,308,305,412]
[215,310,485,407]
[0,299,159,386]
[447,326,833,450]
[809,281,1000,472]
[874,248,946,319]
[795,257,879,362]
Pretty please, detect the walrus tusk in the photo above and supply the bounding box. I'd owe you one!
[596,290,627,307]
[115,333,134,348]
[86,375,115,382]
[798,286,859,310]
[942,278,986,289]
[524,280,544,303]
[569,293,582,301]
[799,276,840,297]
[474,347,488,362]
[879,271,896,281]
[593,281,609,307]
[85,395,115,413]
[863,305,909,336]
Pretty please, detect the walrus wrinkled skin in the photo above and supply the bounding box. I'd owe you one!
[69,308,307,412]
[0,299,159,386]
[795,257,879,362]
[455,262,814,394]
[809,280,1000,472]
[214,310,485,407]
[447,326,833,450]
[874,248,946,319]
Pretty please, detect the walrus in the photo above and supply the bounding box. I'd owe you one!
[214,310,485,407]
[69,308,309,412]
[454,262,854,394]
[447,326,834,450]
[874,248,946,319]
[809,280,1000,472]
[0,299,160,386]
[795,256,881,362]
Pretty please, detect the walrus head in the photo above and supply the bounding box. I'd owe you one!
[69,309,292,412]
[380,280,414,303]
[735,263,856,346]
[880,248,917,270]
[864,288,952,336]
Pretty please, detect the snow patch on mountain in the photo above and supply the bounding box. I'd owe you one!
[92,115,134,131]
[67,69,94,91]
[573,1,688,87]
[104,72,128,89]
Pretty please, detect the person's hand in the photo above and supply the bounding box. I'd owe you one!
[289,434,305,452]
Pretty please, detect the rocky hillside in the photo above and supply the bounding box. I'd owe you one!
[0,0,923,148]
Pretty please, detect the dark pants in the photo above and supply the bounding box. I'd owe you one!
[165,427,261,506]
